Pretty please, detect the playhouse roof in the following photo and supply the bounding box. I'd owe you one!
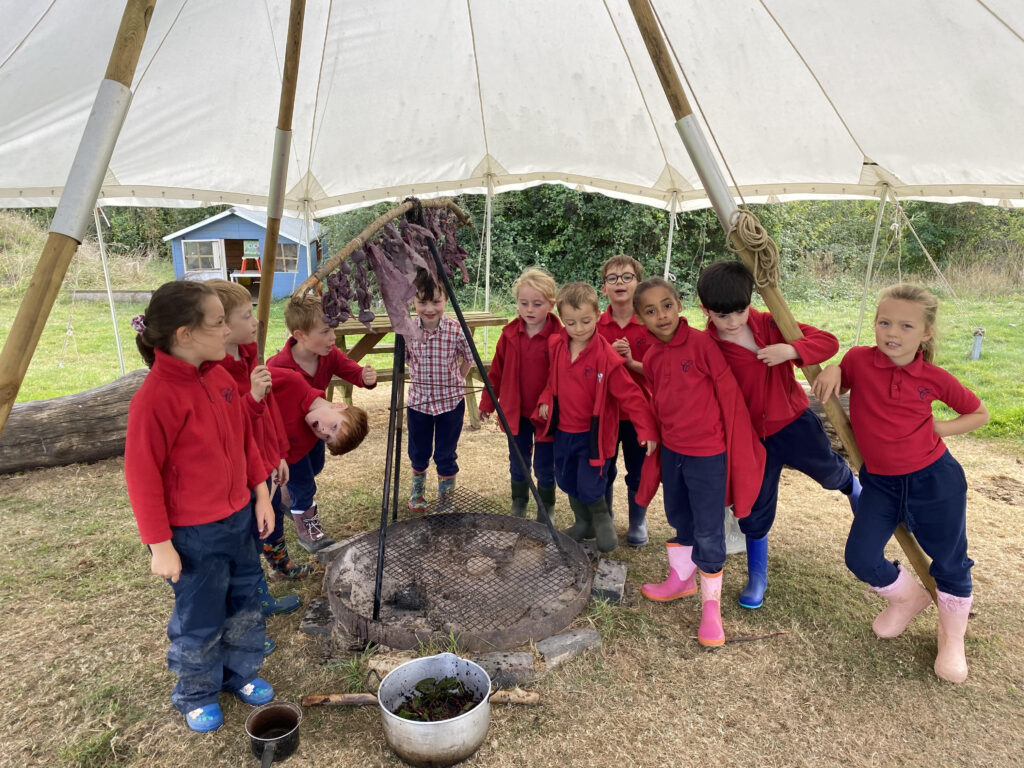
[2,1,1023,215]
[161,207,322,244]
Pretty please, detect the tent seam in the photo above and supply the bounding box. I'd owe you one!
[303,0,334,206]
[975,0,1024,43]
[133,0,189,91]
[465,0,491,165]
[0,0,56,72]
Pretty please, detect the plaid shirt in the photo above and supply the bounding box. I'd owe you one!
[405,315,473,415]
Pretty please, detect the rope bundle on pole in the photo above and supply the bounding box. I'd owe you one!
[727,208,780,289]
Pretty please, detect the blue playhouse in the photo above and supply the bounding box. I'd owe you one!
[163,207,323,299]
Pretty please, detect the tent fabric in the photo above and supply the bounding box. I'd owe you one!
[1,0,1023,216]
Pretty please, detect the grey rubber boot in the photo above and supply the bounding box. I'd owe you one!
[626,488,648,547]
[564,496,595,541]
[588,498,618,553]
[510,480,529,517]
[537,485,557,525]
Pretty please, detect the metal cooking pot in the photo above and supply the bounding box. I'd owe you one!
[376,652,491,768]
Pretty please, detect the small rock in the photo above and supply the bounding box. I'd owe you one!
[535,629,601,670]
[316,540,347,563]
[299,597,334,635]
[474,651,537,686]
[591,559,627,603]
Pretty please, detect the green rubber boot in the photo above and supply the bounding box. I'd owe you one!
[537,485,556,525]
[588,498,618,553]
[510,480,529,518]
[564,496,595,541]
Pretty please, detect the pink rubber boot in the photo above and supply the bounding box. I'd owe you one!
[641,543,698,602]
[934,591,972,683]
[871,564,933,638]
[698,569,725,647]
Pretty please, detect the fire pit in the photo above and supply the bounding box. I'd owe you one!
[326,489,593,652]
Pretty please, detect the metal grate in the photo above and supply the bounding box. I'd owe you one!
[326,488,593,651]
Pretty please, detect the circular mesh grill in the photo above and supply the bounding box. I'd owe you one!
[326,489,593,651]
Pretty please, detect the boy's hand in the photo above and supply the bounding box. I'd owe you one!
[756,344,798,367]
[538,403,549,421]
[254,496,274,539]
[478,409,490,423]
[273,458,289,487]
[642,439,658,456]
[362,365,377,386]
[250,365,272,401]
[611,338,632,360]
[150,540,182,583]
[811,365,842,403]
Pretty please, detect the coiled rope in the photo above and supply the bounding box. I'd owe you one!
[727,208,781,289]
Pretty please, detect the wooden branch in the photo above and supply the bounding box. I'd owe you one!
[292,198,474,299]
[300,688,539,708]
[0,369,146,474]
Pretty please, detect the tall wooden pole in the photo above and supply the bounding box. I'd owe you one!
[256,0,306,359]
[0,0,157,437]
[626,0,936,597]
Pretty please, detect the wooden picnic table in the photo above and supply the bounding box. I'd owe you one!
[329,310,507,429]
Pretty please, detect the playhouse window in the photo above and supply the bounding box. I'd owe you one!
[277,243,298,272]
[183,240,221,271]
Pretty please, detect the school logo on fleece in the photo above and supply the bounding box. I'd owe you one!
[679,359,694,373]
[221,386,234,403]
[917,386,934,401]
[584,366,595,378]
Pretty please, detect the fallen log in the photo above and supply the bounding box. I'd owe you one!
[0,369,147,474]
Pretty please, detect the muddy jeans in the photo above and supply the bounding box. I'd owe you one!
[166,505,265,714]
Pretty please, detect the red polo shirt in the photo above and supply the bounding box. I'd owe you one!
[597,306,651,394]
[125,349,268,545]
[267,337,373,393]
[478,313,560,436]
[839,346,981,475]
[707,307,839,438]
[269,368,327,464]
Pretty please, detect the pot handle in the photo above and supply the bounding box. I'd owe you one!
[260,742,276,768]
[364,668,384,695]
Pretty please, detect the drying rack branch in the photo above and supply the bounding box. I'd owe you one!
[293,198,473,298]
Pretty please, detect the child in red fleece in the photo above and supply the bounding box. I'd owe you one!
[124,281,275,733]
[696,261,860,611]
[478,267,561,521]
[534,282,658,553]
[208,280,311,584]
[268,293,377,552]
[633,277,765,647]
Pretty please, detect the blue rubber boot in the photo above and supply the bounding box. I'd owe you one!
[738,534,768,609]
[626,489,648,547]
[257,578,302,617]
[846,475,862,514]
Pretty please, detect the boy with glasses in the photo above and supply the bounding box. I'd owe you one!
[596,255,652,546]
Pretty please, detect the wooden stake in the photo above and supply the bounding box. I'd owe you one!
[256,0,306,358]
[0,0,156,437]
[625,0,936,599]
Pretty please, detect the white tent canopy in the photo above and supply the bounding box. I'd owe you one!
[2,0,1024,216]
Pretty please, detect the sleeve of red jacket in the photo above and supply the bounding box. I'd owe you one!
[328,347,376,389]
[124,394,177,545]
[267,394,290,462]
[710,350,766,517]
[787,320,840,366]
[606,363,659,444]
[479,331,508,414]
[530,335,560,437]
[240,398,271,489]
[635,450,662,508]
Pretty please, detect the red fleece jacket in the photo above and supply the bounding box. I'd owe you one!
[268,337,375,392]
[124,349,268,545]
[269,368,327,464]
[478,313,560,439]
[638,320,766,515]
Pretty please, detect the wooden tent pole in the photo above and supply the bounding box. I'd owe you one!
[0,0,157,438]
[256,0,306,359]
[626,0,936,597]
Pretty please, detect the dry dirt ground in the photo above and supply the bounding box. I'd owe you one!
[1,384,1022,768]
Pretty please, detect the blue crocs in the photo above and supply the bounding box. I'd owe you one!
[259,587,302,617]
[185,703,223,733]
[263,636,276,656]
[236,678,274,706]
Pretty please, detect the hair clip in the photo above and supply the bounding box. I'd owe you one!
[130,314,147,333]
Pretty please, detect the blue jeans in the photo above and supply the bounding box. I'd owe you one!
[605,420,646,506]
[661,448,728,573]
[845,449,973,597]
[741,409,854,539]
[166,505,265,713]
[286,439,325,511]
[407,400,465,476]
[509,417,555,487]
[554,430,611,504]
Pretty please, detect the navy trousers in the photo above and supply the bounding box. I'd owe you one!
[508,417,555,487]
[553,430,611,504]
[740,409,854,539]
[166,505,265,714]
[407,400,465,476]
[661,447,728,574]
[605,420,646,507]
[845,450,973,597]
[286,439,326,511]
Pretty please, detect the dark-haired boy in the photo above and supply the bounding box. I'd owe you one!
[696,260,861,610]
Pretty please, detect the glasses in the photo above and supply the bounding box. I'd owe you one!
[604,273,636,285]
